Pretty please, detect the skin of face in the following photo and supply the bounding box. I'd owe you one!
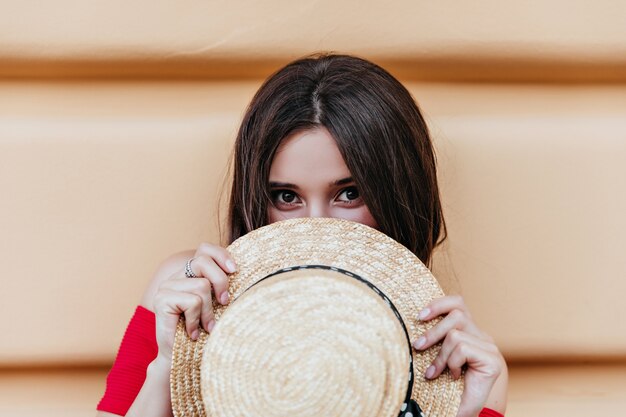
[267,126,379,229]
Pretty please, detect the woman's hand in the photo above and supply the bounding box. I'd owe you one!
[153,243,237,363]
[411,295,507,417]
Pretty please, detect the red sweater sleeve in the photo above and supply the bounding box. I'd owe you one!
[97,305,158,415]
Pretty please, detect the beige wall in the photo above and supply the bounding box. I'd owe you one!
[2,81,625,365]
[2,0,626,81]
[1,1,626,415]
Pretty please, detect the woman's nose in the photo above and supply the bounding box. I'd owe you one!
[306,201,329,218]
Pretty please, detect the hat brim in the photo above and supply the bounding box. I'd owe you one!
[171,217,463,417]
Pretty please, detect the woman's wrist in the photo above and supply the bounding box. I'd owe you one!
[484,356,508,414]
[125,355,173,417]
[150,353,172,376]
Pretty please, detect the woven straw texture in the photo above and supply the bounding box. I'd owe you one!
[171,217,463,417]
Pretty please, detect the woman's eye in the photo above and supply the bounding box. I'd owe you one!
[337,186,361,203]
[271,190,300,205]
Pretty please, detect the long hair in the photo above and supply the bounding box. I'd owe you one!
[227,53,447,266]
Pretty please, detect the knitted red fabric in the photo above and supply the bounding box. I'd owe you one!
[97,305,158,415]
[97,306,504,417]
[480,407,505,417]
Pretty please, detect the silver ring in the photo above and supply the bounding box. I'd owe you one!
[185,257,197,278]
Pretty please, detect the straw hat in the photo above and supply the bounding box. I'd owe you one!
[170,217,463,417]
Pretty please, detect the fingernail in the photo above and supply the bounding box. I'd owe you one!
[226,260,237,273]
[418,308,431,321]
[207,319,216,332]
[425,365,436,379]
[220,292,230,305]
[191,329,199,340]
[413,336,427,350]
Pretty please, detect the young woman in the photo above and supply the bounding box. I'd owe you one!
[96,53,508,417]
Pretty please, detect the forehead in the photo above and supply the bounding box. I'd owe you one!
[269,127,352,183]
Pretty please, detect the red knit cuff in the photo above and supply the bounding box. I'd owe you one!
[480,407,505,417]
[97,305,158,415]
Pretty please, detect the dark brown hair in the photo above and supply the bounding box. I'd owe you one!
[227,53,447,266]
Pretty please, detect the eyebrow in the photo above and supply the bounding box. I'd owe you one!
[269,177,354,190]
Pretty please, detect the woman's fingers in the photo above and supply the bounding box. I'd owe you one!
[160,278,215,333]
[154,288,207,341]
[189,255,231,305]
[427,329,474,379]
[418,295,469,321]
[159,243,236,337]
[412,295,504,416]
[426,329,499,380]
[185,244,237,306]
[452,343,503,417]
[422,330,502,417]
[151,244,236,363]
[414,295,493,350]
[413,308,482,350]
[194,243,238,276]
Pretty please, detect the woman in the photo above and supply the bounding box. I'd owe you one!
[97,53,508,417]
